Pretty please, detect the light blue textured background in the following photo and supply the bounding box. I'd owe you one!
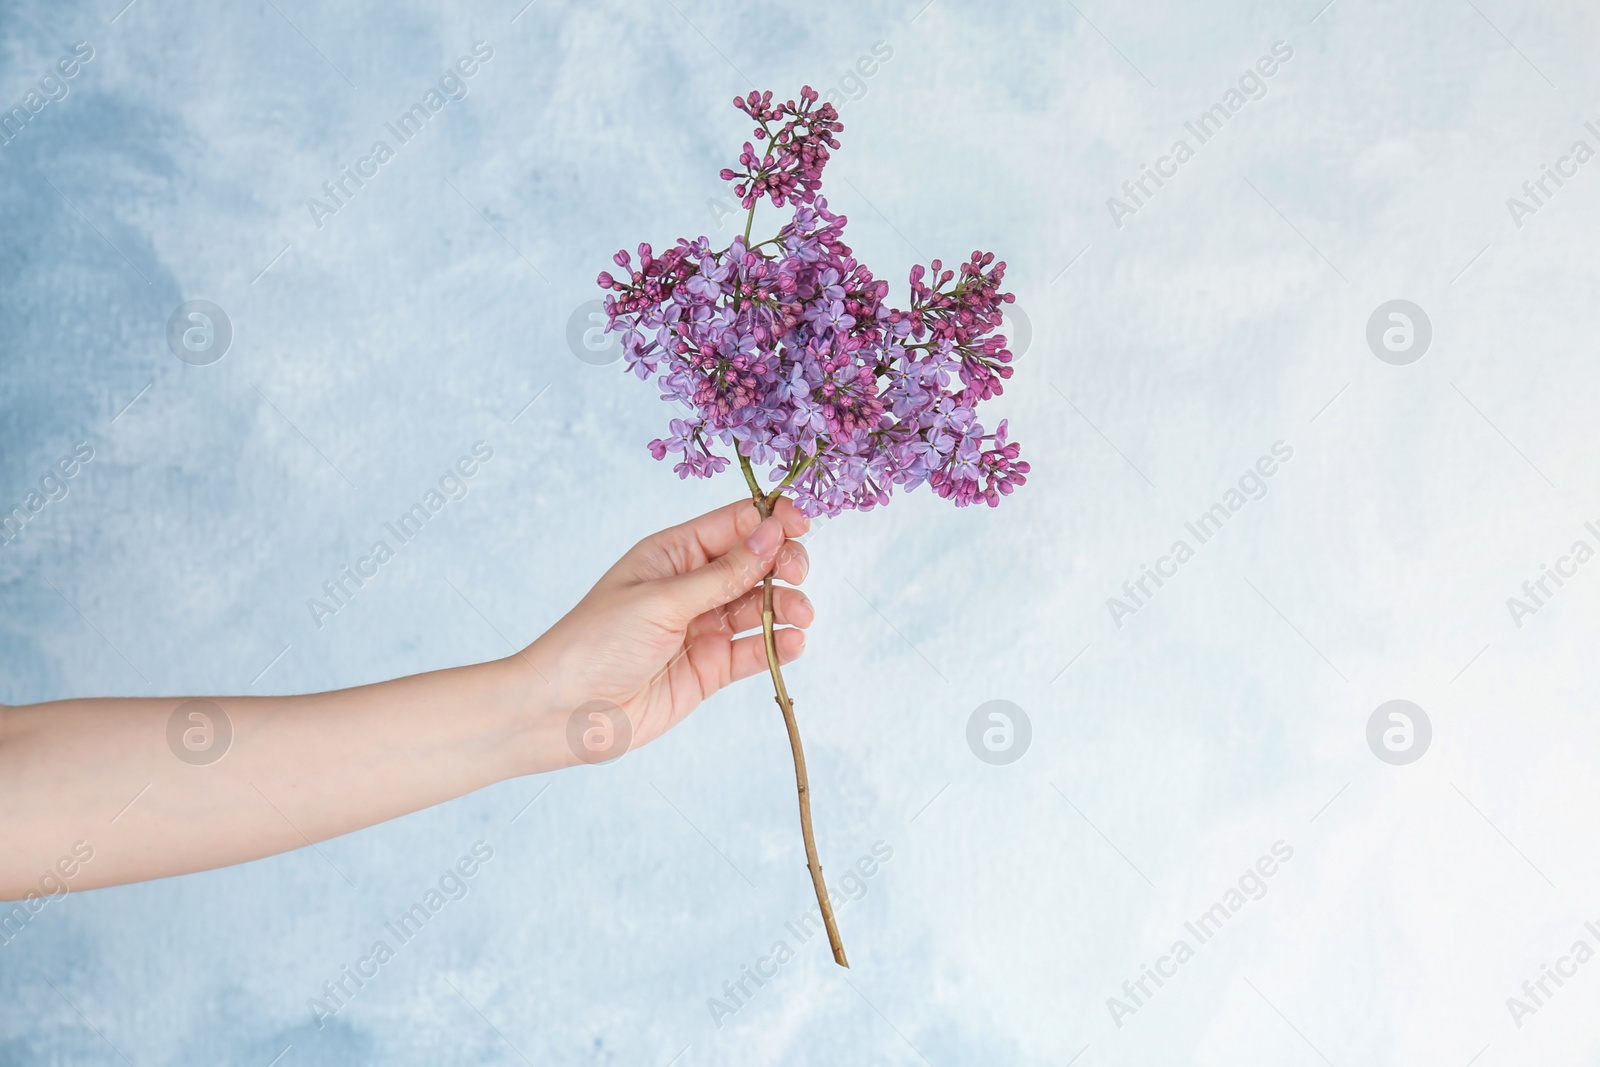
[5,0,1600,1063]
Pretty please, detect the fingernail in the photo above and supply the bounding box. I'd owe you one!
[746,518,782,556]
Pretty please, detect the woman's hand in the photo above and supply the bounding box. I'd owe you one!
[520,497,813,769]
[0,497,813,898]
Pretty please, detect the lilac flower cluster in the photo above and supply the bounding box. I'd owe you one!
[597,87,1027,516]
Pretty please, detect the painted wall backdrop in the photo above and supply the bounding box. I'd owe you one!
[3,0,1599,1063]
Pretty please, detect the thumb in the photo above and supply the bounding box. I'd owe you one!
[657,515,786,624]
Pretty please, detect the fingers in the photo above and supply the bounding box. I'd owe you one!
[689,584,814,639]
[774,538,809,586]
[653,514,789,624]
[768,495,810,536]
[727,626,806,683]
[622,497,811,583]
[682,624,806,696]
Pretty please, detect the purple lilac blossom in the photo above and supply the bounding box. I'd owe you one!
[596,86,1028,516]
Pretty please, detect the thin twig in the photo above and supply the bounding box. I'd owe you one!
[741,455,848,966]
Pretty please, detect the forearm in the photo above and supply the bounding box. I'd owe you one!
[0,654,550,898]
[0,498,808,901]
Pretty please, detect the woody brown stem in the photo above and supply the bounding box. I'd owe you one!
[740,456,848,967]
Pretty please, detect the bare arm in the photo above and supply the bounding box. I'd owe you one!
[0,499,812,899]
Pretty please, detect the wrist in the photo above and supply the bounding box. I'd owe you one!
[487,641,581,778]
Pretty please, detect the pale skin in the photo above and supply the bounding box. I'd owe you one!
[0,498,812,901]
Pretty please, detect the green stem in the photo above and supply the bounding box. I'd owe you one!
[768,452,814,504]
[739,453,764,499]
[735,453,848,967]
